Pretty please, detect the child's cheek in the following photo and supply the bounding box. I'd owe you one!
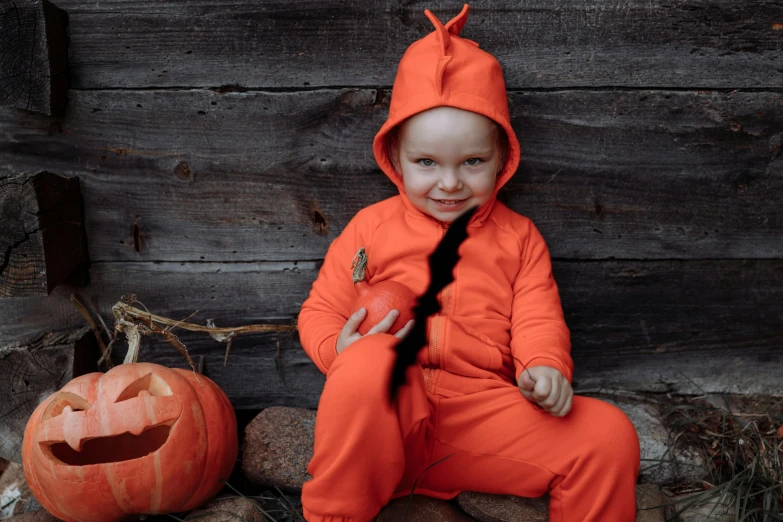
[472,176,496,202]
[403,175,429,199]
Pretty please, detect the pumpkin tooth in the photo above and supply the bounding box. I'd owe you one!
[64,431,82,452]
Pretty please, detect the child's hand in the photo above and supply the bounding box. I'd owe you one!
[517,365,573,417]
[335,308,415,354]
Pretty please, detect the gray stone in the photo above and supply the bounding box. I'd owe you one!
[376,495,475,522]
[669,492,735,522]
[242,406,315,492]
[2,513,58,522]
[457,491,547,522]
[606,398,705,484]
[456,485,667,522]
[185,496,264,522]
[635,484,666,522]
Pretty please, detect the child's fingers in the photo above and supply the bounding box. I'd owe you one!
[550,386,570,416]
[341,308,367,337]
[552,390,573,417]
[532,374,552,402]
[518,370,536,391]
[562,392,574,416]
[393,319,415,339]
[366,309,399,335]
[542,378,562,409]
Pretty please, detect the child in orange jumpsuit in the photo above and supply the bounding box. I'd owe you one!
[297,4,641,521]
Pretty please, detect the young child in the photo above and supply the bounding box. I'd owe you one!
[297,4,641,521]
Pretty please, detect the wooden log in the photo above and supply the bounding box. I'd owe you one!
[0,461,37,517]
[0,171,88,298]
[46,0,783,89]
[0,89,780,262]
[0,0,69,115]
[0,327,97,463]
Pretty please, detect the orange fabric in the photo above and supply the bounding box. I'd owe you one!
[301,336,641,522]
[297,4,640,521]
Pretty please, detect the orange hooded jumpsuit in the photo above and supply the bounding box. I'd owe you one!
[297,5,641,521]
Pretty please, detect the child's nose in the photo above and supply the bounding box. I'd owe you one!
[438,169,463,191]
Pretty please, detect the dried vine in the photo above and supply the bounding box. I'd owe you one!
[71,294,297,377]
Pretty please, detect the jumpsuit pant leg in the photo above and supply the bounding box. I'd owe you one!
[412,383,641,522]
[301,333,435,522]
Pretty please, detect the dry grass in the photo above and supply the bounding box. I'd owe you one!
[158,485,305,522]
[658,392,783,521]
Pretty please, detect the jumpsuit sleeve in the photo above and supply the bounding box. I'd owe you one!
[509,219,574,384]
[297,212,368,375]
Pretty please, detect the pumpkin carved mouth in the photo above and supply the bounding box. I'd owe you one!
[44,422,174,466]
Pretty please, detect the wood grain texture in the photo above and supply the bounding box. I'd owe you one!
[0,258,778,407]
[0,261,315,343]
[1,88,780,262]
[134,332,783,409]
[0,172,88,297]
[0,327,96,463]
[45,0,783,89]
[0,0,69,115]
[1,0,781,403]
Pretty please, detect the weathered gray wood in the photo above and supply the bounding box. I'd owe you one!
[0,89,780,262]
[0,327,97,463]
[0,0,69,115]
[0,259,777,407]
[0,172,88,297]
[138,330,783,410]
[137,333,323,411]
[0,261,317,343]
[45,0,783,89]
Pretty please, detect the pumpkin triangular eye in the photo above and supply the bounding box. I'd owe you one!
[115,373,172,402]
[42,392,91,420]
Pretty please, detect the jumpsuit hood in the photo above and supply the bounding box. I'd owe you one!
[372,4,522,226]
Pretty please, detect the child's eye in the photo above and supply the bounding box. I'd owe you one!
[464,158,482,166]
[417,158,435,167]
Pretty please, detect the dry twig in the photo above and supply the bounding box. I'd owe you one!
[70,294,114,369]
[113,300,296,336]
[111,295,296,374]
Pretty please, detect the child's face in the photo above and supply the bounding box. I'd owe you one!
[392,106,504,223]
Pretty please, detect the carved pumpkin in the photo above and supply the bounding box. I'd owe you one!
[350,247,416,335]
[21,362,237,522]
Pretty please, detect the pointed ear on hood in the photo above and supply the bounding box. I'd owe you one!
[444,3,470,36]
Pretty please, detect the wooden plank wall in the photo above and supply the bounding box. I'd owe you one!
[1,0,781,409]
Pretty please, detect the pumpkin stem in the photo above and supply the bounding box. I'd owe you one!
[351,247,368,283]
[117,319,141,364]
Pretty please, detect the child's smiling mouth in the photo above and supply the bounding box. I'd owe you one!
[431,198,468,210]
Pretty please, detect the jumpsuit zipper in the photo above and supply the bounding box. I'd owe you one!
[425,222,451,389]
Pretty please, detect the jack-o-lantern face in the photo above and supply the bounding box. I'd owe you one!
[22,362,237,522]
[40,373,176,466]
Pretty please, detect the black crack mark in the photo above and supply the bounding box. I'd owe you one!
[0,226,40,279]
[0,395,45,421]
[132,220,142,253]
[28,347,59,380]
[312,208,327,235]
